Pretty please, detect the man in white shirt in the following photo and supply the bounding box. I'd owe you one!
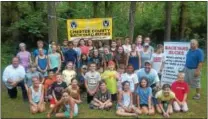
[2,57,27,101]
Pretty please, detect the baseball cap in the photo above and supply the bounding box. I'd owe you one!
[82,65,88,69]
[144,60,151,65]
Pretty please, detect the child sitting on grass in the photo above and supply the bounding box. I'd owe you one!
[156,84,175,118]
[135,77,154,115]
[90,80,112,110]
[171,72,189,112]
[116,81,140,117]
[47,91,78,118]
[66,78,82,104]
[28,77,45,114]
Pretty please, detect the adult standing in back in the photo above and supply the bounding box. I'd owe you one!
[184,39,204,100]
[16,43,32,72]
[144,37,154,53]
[140,43,152,68]
[2,57,27,101]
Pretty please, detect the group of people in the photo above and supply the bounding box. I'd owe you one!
[2,35,204,118]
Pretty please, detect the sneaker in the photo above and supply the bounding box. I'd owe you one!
[193,94,200,100]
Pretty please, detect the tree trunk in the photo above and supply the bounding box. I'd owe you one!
[48,2,57,43]
[93,2,98,18]
[11,2,20,44]
[105,2,112,17]
[179,2,187,40]
[164,2,172,41]
[128,2,137,43]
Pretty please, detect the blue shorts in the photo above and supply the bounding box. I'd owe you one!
[152,97,158,105]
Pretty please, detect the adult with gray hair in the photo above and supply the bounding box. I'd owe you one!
[184,39,204,100]
[16,42,32,71]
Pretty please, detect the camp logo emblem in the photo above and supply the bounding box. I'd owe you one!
[103,20,109,27]
[71,21,77,29]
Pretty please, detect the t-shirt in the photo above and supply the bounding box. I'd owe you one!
[48,53,61,69]
[115,54,127,65]
[121,73,138,92]
[24,71,44,87]
[185,48,204,69]
[147,45,154,53]
[155,90,175,102]
[84,71,101,91]
[51,81,67,100]
[150,53,164,73]
[171,81,189,102]
[64,49,77,64]
[101,70,118,94]
[80,45,89,55]
[136,87,152,105]
[62,70,77,86]
[17,51,31,70]
[73,47,81,57]
[33,48,47,57]
[89,56,102,68]
[140,51,152,68]
[94,90,111,103]
[122,44,132,54]
[136,68,159,87]
[44,76,56,90]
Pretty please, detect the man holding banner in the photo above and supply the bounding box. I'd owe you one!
[184,39,204,100]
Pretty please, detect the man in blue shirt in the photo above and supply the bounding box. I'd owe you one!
[185,39,204,100]
[64,42,77,65]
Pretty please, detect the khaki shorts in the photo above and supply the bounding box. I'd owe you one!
[184,67,201,88]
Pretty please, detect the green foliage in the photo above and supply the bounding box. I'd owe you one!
[1,1,207,48]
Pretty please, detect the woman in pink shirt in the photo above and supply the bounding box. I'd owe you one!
[79,38,89,56]
[16,43,32,72]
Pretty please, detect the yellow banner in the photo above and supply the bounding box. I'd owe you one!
[67,18,112,41]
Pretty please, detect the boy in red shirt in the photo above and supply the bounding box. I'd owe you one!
[171,72,189,112]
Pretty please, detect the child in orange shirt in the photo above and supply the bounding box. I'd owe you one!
[44,70,56,101]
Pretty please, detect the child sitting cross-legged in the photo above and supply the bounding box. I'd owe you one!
[89,80,113,110]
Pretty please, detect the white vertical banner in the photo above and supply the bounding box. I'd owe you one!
[161,42,190,85]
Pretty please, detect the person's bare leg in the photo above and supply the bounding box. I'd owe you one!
[156,105,162,114]
[104,102,113,108]
[168,105,173,115]
[30,105,38,114]
[148,106,155,115]
[55,113,65,118]
[141,107,148,115]
[38,102,46,112]
[116,109,137,117]
[133,107,142,115]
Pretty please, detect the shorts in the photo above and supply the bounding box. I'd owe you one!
[184,67,201,88]
[152,97,158,105]
[50,98,56,105]
[111,94,117,102]
[64,104,78,118]
[162,101,169,112]
[140,104,148,107]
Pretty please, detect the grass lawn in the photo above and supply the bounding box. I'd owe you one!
[1,62,207,118]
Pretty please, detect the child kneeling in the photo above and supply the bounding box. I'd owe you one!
[156,84,175,118]
[171,72,189,112]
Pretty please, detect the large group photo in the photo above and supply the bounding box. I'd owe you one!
[1,1,207,118]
